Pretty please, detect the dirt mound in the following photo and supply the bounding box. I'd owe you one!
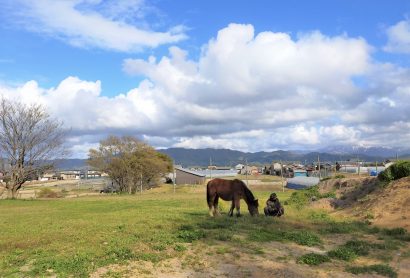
[312,176,410,230]
[348,177,410,230]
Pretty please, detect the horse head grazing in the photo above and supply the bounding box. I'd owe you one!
[248,198,259,216]
[240,180,259,216]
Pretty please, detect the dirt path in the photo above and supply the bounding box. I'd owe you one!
[90,239,407,278]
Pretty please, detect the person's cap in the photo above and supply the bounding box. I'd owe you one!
[270,193,277,198]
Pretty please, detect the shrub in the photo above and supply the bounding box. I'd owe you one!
[334,174,346,179]
[378,160,410,182]
[346,264,397,278]
[37,188,61,198]
[297,253,330,266]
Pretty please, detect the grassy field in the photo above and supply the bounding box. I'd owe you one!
[0,183,408,277]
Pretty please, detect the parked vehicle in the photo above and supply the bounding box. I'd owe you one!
[99,185,118,193]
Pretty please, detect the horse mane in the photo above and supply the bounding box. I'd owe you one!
[235,179,256,203]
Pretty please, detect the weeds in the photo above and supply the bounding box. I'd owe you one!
[320,221,369,234]
[37,188,61,198]
[308,211,332,222]
[173,244,187,252]
[284,186,336,208]
[344,240,371,256]
[346,264,397,278]
[328,246,357,261]
[248,228,322,246]
[382,227,410,241]
[177,230,206,243]
[105,246,134,261]
[297,253,330,266]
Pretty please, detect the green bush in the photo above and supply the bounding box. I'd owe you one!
[297,253,330,266]
[378,161,410,182]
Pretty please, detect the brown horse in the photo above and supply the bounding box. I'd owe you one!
[206,178,259,217]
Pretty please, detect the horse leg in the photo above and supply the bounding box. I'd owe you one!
[228,201,235,217]
[234,198,241,217]
[208,194,215,217]
[213,196,221,216]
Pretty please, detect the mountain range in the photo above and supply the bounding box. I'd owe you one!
[319,145,410,158]
[158,148,394,167]
[51,146,410,170]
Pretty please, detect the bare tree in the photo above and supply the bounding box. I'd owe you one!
[0,99,66,198]
[88,135,172,193]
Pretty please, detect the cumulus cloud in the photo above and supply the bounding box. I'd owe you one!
[1,23,410,156]
[3,0,186,52]
[384,19,410,53]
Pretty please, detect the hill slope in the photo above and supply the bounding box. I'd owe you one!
[314,176,410,231]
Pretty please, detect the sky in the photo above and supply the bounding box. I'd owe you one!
[1,0,410,157]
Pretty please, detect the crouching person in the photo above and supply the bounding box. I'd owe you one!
[264,193,284,217]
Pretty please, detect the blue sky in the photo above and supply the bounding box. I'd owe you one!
[2,0,409,95]
[1,0,410,157]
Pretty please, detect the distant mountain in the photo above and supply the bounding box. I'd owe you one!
[51,146,402,170]
[52,159,87,170]
[320,145,410,158]
[158,148,386,167]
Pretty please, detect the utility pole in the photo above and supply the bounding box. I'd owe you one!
[209,157,212,180]
[245,158,249,186]
[173,162,176,194]
[280,160,284,192]
[318,155,321,179]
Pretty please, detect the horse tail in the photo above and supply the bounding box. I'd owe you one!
[206,180,212,205]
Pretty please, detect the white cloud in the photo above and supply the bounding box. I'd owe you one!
[384,19,410,53]
[5,0,186,52]
[1,23,410,156]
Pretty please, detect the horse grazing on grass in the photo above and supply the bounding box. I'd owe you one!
[206,178,259,217]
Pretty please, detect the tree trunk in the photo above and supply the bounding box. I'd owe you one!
[12,187,18,199]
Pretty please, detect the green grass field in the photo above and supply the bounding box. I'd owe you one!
[0,184,408,277]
